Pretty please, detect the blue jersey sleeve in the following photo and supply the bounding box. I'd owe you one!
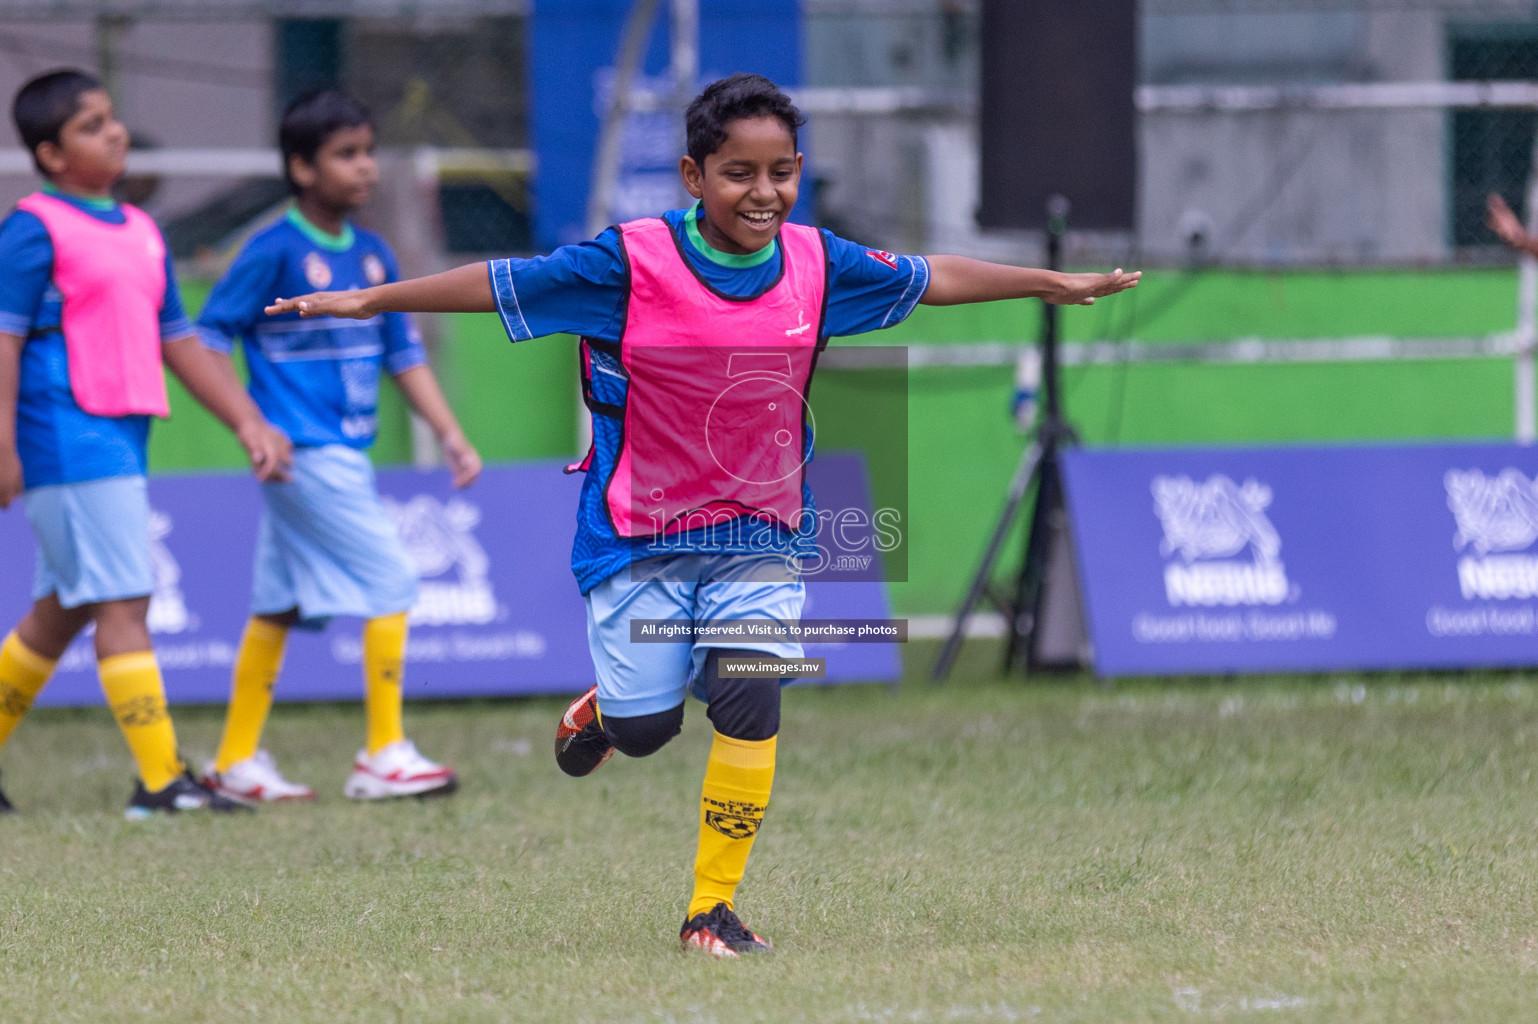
[195,238,281,354]
[486,228,627,343]
[376,244,428,375]
[0,210,53,337]
[159,249,192,340]
[821,230,930,338]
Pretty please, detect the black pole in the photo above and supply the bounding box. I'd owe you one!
[1041,193,1069,423]
[1002,195,1077,674]
[933,195,1077,682]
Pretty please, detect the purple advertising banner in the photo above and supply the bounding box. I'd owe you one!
[1062,443,1538,677]
[0,454,898,706]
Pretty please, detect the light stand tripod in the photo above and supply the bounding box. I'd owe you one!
[932,195,1085,681]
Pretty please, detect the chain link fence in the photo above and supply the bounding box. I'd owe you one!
[4,2,1538,267]
[1138,0,1538,266]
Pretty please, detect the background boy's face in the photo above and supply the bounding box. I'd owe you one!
[681,115,801,255]
[290,123,379,211]
[36,89,128,192]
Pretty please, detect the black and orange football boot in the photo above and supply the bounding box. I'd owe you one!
[554,685,615,778]
[680,902,772,957]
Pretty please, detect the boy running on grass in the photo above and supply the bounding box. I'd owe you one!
[197,90,480,803]
[266,73,1138,952]
[0,69,291,817]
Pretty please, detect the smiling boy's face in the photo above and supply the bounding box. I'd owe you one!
[680,115,802,255]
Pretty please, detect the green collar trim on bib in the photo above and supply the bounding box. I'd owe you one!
[286,205,355,252]
[685,202,777,268]
[43,182,116,211]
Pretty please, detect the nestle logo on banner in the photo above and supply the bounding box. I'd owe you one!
[384,496,499,626]
[1152,475,1293,607]
[147,508,191,634]
[1445,469,1538,600]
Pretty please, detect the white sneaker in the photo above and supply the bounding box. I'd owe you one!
[343,739,458,800]
[205,750,316,803]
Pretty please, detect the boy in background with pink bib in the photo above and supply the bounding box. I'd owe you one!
[267,74,1139,954]
[0,70,291,817]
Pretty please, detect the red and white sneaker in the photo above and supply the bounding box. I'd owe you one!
[680,903,773,958]
[343,739,458,800]
[554,685,614,778]
[205,750,316,803]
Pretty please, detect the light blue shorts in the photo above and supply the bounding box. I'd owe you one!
[252,445,417,628]
[585,553,805,719]
[24,475,153,609]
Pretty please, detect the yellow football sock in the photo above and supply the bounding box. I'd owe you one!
[98,651,182,793]
[363,612,408,756]
[213,618,290,772]
[688,732,777,919]
[0,632,58,751]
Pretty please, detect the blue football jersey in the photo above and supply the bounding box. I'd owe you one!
[197,208,427,448]
[486,205,930,593]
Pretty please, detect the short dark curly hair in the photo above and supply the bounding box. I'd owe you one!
[685,73,805,168]
[279,88,373,195]
[13,68,102,174]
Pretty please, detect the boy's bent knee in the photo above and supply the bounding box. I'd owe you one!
[603,704,684,757]
[702,648,781,742]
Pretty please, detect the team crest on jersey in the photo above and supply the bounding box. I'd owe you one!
[866,249,899,270]
[362,253,387,286]
[303,252,332,289]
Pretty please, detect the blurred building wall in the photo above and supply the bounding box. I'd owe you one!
[1137,5,1448,266]
[0,19,272,221]
[807,0,1538,267]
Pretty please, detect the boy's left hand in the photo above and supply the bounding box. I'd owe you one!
[1048,269,1142,306]
[441,431,482,489]
[239,421,294,483]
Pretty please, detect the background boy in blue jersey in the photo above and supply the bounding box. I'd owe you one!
[266,74,1139,953]
[0,69,291,817]
[198,91,480,803]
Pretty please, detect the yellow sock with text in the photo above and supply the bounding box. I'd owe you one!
[98,652,182,793]
[214,618,290,772]
[0,632,58,751]
[688,732,776,919]
[363,613,408,756]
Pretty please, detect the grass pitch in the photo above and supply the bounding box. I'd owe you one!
[3,643,1538,1023]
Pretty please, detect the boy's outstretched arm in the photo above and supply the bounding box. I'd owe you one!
[0,332,22,508]
[266,263,495,320]
[162,337,293,482]
[393,365,482,489]
[921,254,1140,307]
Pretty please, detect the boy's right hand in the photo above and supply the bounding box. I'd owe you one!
[238,421,293,483]
[265,291,374,320]
[0,447,22,509]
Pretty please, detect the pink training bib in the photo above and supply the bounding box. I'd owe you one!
[16,192,170,418]
[602,216,827,539]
